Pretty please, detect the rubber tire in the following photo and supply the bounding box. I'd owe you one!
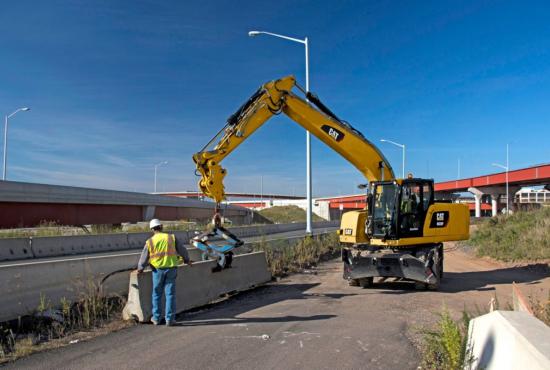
[359,277,374,288]
[438,245,444,278]
[414,282,428,290]
[428,248,441,291]
[348,279,359,287]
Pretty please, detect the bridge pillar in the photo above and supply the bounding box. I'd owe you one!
[143,205,156,221]
[483,188,505,217]
[506,186,521,213]
[490,194,500,217]
[468,187,484,218]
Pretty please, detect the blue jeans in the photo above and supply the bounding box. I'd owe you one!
[151,267,177,323]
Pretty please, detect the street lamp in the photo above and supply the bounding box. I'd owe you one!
[3,107,30,180]
[248,30,313,234]
[491,144,510,214]
[380,139,405,178]
[154,161,168,193]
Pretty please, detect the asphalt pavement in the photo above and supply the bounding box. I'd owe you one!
[6,246,549,370]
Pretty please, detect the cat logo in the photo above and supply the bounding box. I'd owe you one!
[321,125,344,142]
[430,211,449,228]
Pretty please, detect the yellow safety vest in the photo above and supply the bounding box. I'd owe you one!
[147,233,178,269]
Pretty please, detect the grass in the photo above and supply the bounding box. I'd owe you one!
[0,220,202,239]
[467,207,550,262]
[419,294,549,370]
[253,232,340,276]
[0,281,128,363]
[258,205,325,224]
[529,291,550,326]
[0,221,86,239]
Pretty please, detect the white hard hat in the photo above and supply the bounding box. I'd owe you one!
[149,219,162,229]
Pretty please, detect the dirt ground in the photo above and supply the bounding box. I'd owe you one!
[6,244,549,370]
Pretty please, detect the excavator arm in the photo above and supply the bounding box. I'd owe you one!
[192,75,395,203]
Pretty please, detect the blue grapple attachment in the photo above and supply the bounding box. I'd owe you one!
[191,226,244,272]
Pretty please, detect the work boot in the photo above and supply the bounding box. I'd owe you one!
[151,319,160,325]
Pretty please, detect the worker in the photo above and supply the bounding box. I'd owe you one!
[137,219,192,326]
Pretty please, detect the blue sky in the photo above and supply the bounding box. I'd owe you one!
[1,0,549,196]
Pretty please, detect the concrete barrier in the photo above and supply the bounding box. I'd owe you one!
[0,252,141,322]
[0,221,338,262]
[126,232,152,249]
[31,234,131,258]
[0,225,335,322]
[122,252,271,322]
[0,238,33,262]
[0,248,204,323]
[466,310,550,370]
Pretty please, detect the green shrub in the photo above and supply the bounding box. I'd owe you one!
[258,206,325,224]
[468,207,550,261]
[420,309,473,370]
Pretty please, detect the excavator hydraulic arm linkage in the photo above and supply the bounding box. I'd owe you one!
[192,75,395,204]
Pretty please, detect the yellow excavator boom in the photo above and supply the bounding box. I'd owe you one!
[192,75,395,203]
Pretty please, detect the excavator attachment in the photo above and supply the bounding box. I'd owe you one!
[191,226,244,272]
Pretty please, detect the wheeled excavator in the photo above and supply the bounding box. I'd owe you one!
[192,76,470,289]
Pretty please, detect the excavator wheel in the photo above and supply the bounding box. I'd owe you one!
[358,277,374,288]
[414,282,428,290]
[427,247,443,291]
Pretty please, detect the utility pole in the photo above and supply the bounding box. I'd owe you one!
[3,107,30,180]
[249,30,312,234]
[380,139,405,178]
[154,161,168,193]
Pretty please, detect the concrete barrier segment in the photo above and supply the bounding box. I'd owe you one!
[122,251,271,322]
[0,252,141,322]
[467,310,550,369]
[31,234,131,258]
[0,238,34,262]
[0,221,338,263]
[126,232,152,249]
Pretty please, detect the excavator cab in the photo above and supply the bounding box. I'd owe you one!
[368,179,434,240]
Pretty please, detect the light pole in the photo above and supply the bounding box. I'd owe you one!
[248,30,313,234]
[380,139,405,178]
[3,107,30,181]
[492,144,510,214]
[154,161,168,193]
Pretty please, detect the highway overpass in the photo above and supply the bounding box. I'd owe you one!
[435,163,550,217]
[225,164,550,219]
[0,181,258,228]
